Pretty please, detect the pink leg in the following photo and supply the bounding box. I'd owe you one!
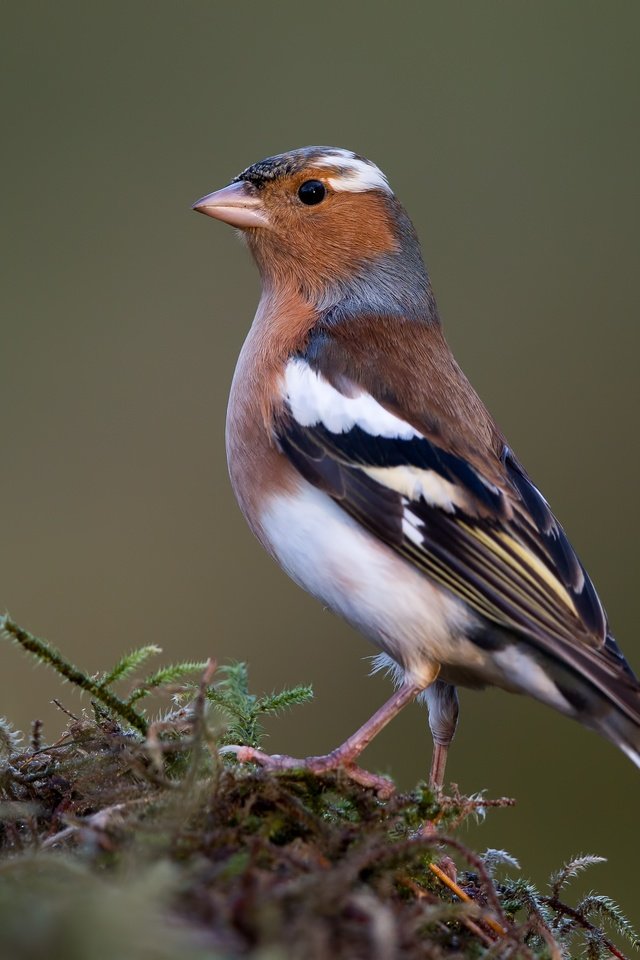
[424,680,459,792]
[429,742,450,792]
[221,681,425,797]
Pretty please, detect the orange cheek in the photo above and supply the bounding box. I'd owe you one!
[330,192,399,256]
[249,190,399,292]
[299,193,399,284]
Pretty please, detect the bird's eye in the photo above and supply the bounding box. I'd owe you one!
[297,180,326,205]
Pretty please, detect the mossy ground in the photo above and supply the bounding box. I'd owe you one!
[0,617,637,960]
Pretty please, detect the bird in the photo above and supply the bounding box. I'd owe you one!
[193,146,640,792]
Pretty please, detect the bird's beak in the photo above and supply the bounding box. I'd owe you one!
[192,181,269,229]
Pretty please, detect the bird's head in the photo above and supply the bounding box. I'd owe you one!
[193,146,434,320]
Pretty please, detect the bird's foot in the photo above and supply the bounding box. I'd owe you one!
[219,744,396,798]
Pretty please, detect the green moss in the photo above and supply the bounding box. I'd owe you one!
[0,616,637,960]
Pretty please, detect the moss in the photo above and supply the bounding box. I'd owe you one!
[0,616,638,960]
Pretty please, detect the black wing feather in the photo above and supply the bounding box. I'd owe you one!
[276,400,640,720]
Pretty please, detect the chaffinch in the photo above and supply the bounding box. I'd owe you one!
[193,146,639,791]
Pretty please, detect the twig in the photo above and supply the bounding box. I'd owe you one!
[542,896,630,960]
[432,834,509,931]
[403,876,494,947]
[429,861,506,938]
[51,699,81,722]
[182,658,218,788]
[30,719,43,752]
[41,798,152,849]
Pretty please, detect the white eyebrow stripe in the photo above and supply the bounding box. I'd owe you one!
[314,153,391,194]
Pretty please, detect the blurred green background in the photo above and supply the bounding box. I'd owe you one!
[2,0,638,924]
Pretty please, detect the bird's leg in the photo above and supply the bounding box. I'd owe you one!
[308,680,425,769]
[221,680,426,797]
[424,680,459,792]
[421,688,506,938]
[422,681,461,890]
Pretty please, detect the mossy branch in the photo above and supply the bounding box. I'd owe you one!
[205,661,313,747]
[257,685,314,715]
[101,645,163,687]
[1,615,148,734]
[550,853,607,898]
[128,661,210,704]
[0,619,637,959]
[0,718,22,758]
[576,895,640,953]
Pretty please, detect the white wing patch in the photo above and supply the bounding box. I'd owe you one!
[283,359,420,439]
[314,149,391,194]
[284,360,480,512]
[402,510,424,546]
[363,465,469,512]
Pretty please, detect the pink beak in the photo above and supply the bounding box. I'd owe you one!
[192,180,269,229]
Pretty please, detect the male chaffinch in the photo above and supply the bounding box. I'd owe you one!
[193,146,640,791]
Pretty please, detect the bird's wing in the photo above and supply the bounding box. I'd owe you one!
[274,340,638,722]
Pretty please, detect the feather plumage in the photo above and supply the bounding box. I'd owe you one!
[275,336,640,746]
[196,143,640,776]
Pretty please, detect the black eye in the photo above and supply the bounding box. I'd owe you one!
[298,180,326,205]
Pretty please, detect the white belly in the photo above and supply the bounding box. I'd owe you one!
[259,480,484,686]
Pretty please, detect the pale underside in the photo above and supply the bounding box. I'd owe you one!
[260,480,573,716]
[256,356,602,716]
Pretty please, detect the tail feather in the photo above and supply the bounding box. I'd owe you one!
[539,641,640,769]
[618,739,640,770]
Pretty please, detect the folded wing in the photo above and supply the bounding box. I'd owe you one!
[276,353,639,727]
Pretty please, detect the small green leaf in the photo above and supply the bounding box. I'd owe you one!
[128,661,209,703]
[257,684,313,715]
[101,646,163,688]
[501,876,554,926]
[1,616,148,734]
[205,664,313,748]
[0,718,22,758]
[577,892,640,950]
[481,848,521,878]
[549,854,606,897]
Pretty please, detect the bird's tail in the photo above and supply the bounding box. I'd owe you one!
[540,637,640,769]
[599,713,640,769]
[591,688,640,769]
